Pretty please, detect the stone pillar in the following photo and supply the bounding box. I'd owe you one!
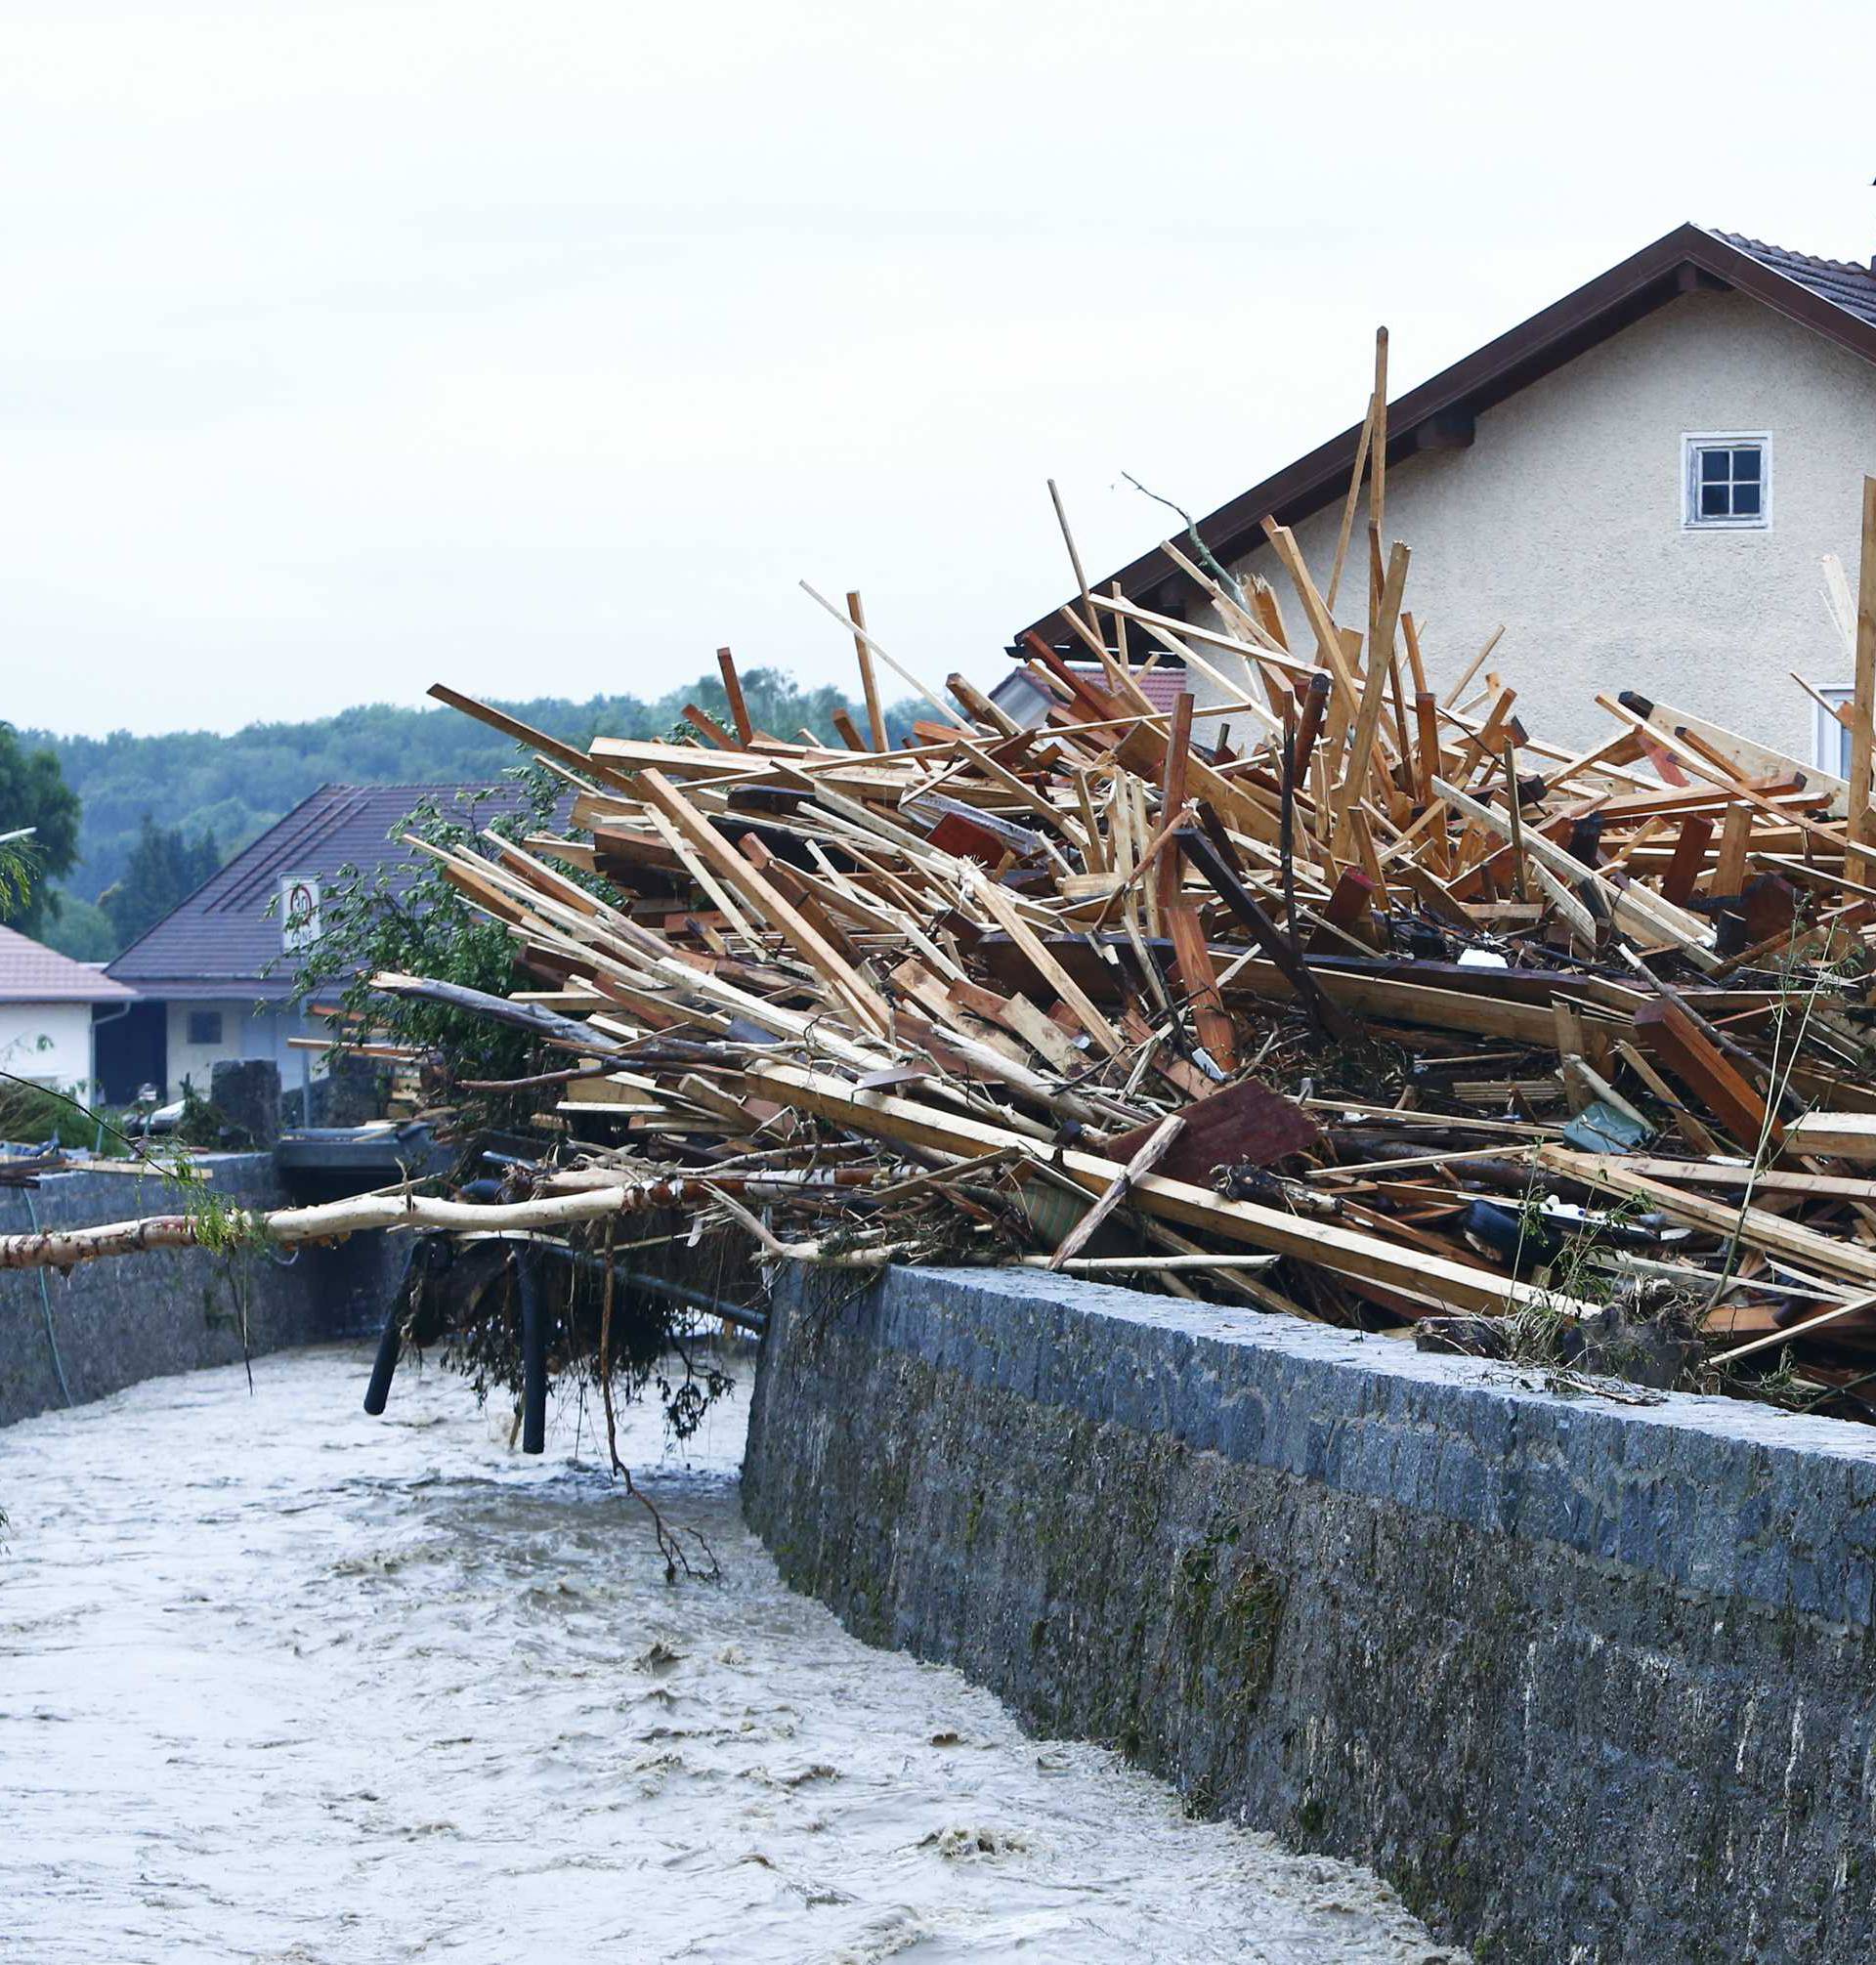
[320,1054,389,1128]
[209,1059,280,1149]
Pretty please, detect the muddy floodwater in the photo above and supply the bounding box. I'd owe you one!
[0,1344,1460,1963]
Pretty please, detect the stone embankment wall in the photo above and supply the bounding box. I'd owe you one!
[743,1264,1876,1964]
[0,1157,391,1428]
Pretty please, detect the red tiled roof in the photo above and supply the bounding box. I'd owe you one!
[0,924,136,1004]
[1133,666,1193,713]
[1066,662,1192,713]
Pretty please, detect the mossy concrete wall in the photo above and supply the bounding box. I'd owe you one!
[0,1156,390,1428]
[743,1265,1876,1963]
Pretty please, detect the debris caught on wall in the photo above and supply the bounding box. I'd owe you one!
[12,441,1876,1431]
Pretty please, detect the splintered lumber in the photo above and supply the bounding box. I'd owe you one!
[1783,1113,1876,1162]
[1633,998,1777,1150]
[1165,905,1236,1068]
[1542,1147,1876,1290]
[19,357,1876,1434]
[759,1060,1599,1317]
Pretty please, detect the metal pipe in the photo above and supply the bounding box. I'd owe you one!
[526,1239,766,1334]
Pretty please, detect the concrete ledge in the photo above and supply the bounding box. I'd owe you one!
[743,1265,1876,1963]
[0,1157,392,1427]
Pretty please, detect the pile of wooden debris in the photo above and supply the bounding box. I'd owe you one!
[354,471,1876,1422]
[13,476,1876,1425]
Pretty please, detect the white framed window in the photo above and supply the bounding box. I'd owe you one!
[1815,684,1855,775]
[1683,432,1770,530]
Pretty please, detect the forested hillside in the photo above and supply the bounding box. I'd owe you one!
[28,666,914,958]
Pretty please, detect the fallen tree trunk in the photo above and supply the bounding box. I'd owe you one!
[0,1177,737,1273]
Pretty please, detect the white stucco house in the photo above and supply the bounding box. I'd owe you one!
[99,780,540,1106]
[0,924,136,1095]
[1017,224,1876,767]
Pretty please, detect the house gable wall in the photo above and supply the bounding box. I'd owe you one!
[1206,288,1876,760]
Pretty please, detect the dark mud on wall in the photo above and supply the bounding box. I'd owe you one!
[743,1264,1876,1964]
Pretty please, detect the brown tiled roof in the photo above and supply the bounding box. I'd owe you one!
[1713,233,1876,330]
[1018,223,1876,648]
[107,783,535,1000]
[0,925,136,1004]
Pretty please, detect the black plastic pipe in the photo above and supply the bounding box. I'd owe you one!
[517,1249,547,1455]
[362,1304,403,1416]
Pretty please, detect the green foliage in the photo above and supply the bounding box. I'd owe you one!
[283,772,567,1128]
[25,670,920,951]
[0,1076,91,1147]
[35,892,116,962]
[100,817,222,951]
[185,1181,267,1256]
[0,837,36,923]
[0,724,81,937]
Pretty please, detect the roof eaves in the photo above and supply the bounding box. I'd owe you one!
[1016,223,1876,648]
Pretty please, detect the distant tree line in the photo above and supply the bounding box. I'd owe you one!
[0,724,80,941]
[20,666,921,961]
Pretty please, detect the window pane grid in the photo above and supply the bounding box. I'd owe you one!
[1687,441,1767,527]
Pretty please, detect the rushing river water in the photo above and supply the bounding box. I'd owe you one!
[0,1344,1459,1963]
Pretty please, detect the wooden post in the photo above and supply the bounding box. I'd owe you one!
[1047,478,1097,647]
[1155,689,1194,916]
[1848,477,1876,885]
[846,591,888,751]
[716,647,753,746]
[1324,392,1377,613]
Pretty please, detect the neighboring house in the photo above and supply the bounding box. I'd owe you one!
[1017,223,1876,765]
[0,924,136,1094]
[101,783,525,1104]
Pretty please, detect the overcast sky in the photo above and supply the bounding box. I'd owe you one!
[3,0,1870,737]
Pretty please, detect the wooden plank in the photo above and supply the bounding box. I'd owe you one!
[1783,1112,1876,1162]
[1165,903,1236,1069]
[967,872,1126,1056]
[716,647,754,745]
[847,591,889,751]
[755,1060,1598,1317]
[426,683,630,790]
[1324,386,1378,612]
[1155,688,1195,915]
[1619,690,1851,820]
[1220,960,1558,1046]
[636,769,894,1038]
[1633,997,1775,1149]
[1604,1156,1876,1202]
[1713,802,1753,896]
[1661,814,1714,907]
[1333,539,1410,849]
[1542,1147,1876,1288]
